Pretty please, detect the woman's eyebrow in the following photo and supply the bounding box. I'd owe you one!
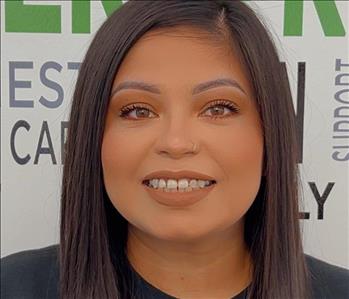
[110,78,247,97]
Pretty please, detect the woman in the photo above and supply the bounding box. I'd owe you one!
[1,1,348,298]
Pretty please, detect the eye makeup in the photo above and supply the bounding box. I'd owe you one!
[118,99,240,120]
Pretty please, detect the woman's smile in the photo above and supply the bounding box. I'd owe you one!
[142,179,217,207]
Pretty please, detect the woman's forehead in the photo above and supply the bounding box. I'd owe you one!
[112,27,254,99]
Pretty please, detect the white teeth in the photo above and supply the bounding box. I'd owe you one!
[197,180,206,188]
[189,179,198,188]
[149,178,159,188]
[167,179,178,189]
[147,178,214,191]
[178,179,189,189]
[158,179,166,188]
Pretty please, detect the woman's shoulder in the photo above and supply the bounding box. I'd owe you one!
[1,244,59,299]
[304,253,349,299]
[2,247,348,299]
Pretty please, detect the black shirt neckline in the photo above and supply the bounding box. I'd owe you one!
[129,262,249,299]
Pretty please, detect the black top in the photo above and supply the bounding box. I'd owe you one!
[1,244,348,299]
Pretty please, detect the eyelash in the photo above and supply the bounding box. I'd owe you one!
[118,100,239,120]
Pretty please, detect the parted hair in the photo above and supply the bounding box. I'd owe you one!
[60,1,312,298]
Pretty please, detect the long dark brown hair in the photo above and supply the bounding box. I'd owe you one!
[60,1,312,298]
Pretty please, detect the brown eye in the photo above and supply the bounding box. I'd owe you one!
[202,100,239,119]
[119,104,156,120]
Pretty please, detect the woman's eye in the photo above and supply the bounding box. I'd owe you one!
[118,100,239,120]
[119,104,156,120]
[202,101,239,119]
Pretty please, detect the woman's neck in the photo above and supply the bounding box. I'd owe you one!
[126,221,253,299]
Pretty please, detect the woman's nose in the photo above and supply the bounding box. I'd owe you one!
[154,116,199,159]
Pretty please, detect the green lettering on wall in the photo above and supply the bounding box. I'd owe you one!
[72,0,90,34]
[72,0,123,34]
[101,0,123,17]
[284,0,346,36]
[5,0,61,33]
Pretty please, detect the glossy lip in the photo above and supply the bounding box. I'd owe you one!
[142,170,217,182]
[142,181,216,207]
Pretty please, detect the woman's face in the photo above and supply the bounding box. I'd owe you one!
[101,27,264,242]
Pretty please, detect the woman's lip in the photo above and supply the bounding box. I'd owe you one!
[142,182,216,207]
